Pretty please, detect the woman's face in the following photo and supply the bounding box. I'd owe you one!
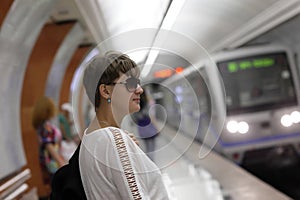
[110,73,143,117]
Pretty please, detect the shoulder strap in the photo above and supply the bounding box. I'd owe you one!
[109,128,142,200]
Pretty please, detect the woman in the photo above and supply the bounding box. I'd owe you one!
[80,51,169,199]
[32,96,66,183]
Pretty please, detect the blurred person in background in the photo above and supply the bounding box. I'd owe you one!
[32,96,66,184]
[58,102,78,160]
[133,89,159,161]
[58,103,73,141]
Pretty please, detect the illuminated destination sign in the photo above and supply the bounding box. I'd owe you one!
[227,58,274,73]
[153,67,184,78]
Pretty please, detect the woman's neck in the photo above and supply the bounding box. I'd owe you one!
[95,108,121,128]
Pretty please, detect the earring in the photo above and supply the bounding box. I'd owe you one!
[107,97,111,103]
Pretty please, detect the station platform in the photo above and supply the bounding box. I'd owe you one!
[122,118,292,200]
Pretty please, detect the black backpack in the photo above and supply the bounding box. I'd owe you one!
[50,143,87,200]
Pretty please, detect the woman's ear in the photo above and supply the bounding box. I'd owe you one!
[99,84,111,99]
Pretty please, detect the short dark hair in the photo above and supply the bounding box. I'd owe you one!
[83,51,140,110]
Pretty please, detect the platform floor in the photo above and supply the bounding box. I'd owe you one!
[122,118,292,200]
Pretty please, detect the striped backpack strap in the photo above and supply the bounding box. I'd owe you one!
[109,128,142,200]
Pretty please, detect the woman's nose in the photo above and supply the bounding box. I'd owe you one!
[135,84,143,94]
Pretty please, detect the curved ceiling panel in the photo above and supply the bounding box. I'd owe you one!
[54,0,300,79]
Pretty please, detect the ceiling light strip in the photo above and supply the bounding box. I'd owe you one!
[141,0,186,77]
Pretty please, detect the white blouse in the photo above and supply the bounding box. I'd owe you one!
[79,127,169,200]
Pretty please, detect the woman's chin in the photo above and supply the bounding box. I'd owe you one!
[129,106,140,114]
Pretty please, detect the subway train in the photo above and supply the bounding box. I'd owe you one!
[159,44,300,165]
[1,0,300,199]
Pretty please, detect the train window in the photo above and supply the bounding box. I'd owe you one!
[217,52,297,115]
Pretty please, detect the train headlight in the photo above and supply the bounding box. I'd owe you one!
[227,121,249,134]
[226,121,238,133]
[291,111,300,123]
[238,121,249,134]
[281,114,293,127]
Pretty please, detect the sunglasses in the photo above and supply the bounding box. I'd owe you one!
[108,77,141,92]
